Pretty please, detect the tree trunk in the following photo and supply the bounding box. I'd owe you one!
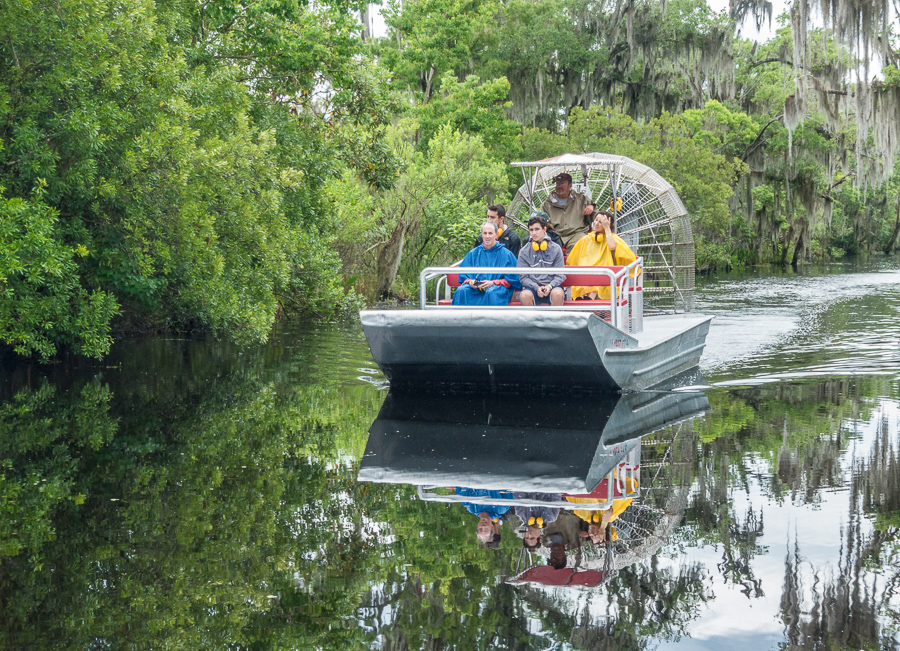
[790,222,806,268]
[780,222,794,268]
[359,6,371,42]
[423,66,435,102]
[884,191,900,254]
[375,220,408,300]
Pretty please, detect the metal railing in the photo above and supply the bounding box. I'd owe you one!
[416,487,621,510]
[419,257,643,331]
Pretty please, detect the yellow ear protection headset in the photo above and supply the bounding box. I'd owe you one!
[497,227,504,237]
[591,513,603,523]
[592,231,605,243]
[531,240,548,252]
[527,516,545,527]
[609,197,623,212]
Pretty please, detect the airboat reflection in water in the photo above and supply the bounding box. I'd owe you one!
[357,388,710,588]
[361,153,712,394]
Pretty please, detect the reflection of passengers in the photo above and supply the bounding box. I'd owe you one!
[517,213,565,307]
[455,487,512,548]
[569,495,634,544]
[453,222,521,306]
[512,491,562,550]
[565,209,637,300]
[540,510,584,550]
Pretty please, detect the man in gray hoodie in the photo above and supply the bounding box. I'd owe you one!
[517,211,565,306]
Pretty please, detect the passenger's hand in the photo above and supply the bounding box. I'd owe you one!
[597,213,611,232]
[582,205,593,215]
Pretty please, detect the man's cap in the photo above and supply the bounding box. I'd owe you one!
[553,172,573,183]
[529,210,550,222]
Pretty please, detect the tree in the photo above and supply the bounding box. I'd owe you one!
[332,123,507,299]
[0,0,399,358]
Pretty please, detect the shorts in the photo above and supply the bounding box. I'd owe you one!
[522,287,559,305]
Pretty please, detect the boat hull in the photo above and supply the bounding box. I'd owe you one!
[357,390,710,493]
[360,309,712,393]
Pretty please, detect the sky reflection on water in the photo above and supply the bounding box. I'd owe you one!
[0,259,899,649]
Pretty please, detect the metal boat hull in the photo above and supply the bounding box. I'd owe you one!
[357,390,710,493]
[360,309,712,393]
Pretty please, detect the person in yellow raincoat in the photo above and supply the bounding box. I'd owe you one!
[565,208,637,300]
[567,473,637,542]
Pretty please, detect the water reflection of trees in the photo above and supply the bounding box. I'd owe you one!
[694,378,900,650]
[0,336,387,649]
[3,338,900,650]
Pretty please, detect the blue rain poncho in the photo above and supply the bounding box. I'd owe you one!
[453,243,521,306]
[456,487,513,518]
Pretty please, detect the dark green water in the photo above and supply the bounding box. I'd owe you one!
[1,259,899,650]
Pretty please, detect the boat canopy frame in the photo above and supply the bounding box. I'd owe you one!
[508,153,695,313]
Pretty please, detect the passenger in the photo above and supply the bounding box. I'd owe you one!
[455,487,512,547]
[541,172,594,250]
[547,542,567,569]
[453,221,521,306]
[512,491,562,550]
[517,212,565,307]
[540,510,584,550]
[475,203,522,258]
[572,497,634,544]
[565,209,637,300]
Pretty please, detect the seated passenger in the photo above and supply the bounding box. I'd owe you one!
[455,487,513,547]
[517,212,565,307]
[453,221,521,306]
[565,209,637,300]
[512,491,562,550]
[474,203,522,258]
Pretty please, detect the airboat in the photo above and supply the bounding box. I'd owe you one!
[360,153,713,393]
[358,390,708,587]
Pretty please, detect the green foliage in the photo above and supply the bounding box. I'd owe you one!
[417,73,522,168]
[0,188,118,358]
[0,0,393,358]
[334,122,507,299]
[379,0,499,100]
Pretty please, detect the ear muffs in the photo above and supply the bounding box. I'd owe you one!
[531,240,548,252]
[497,228,504,237]
[591,513,602,523]
[528,517,535,525]
[592,231,605,243]
[528,517,544,527]
[609,197,623,212]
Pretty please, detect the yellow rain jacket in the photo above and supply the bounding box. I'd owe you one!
[565,232,637,299]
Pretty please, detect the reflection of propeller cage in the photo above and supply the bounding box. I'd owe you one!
[564,421,694,573]
[509,154,695,312]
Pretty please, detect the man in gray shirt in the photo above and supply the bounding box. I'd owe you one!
[517,211,565,306]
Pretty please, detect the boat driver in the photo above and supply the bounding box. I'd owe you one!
[541,172,594,251]
[453,221,521,306]
[516,212,565,307]
[474,203,522,257]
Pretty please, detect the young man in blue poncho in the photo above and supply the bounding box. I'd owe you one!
[453,221,521,305]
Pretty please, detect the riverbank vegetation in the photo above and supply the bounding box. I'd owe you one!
[2,0,899,355]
